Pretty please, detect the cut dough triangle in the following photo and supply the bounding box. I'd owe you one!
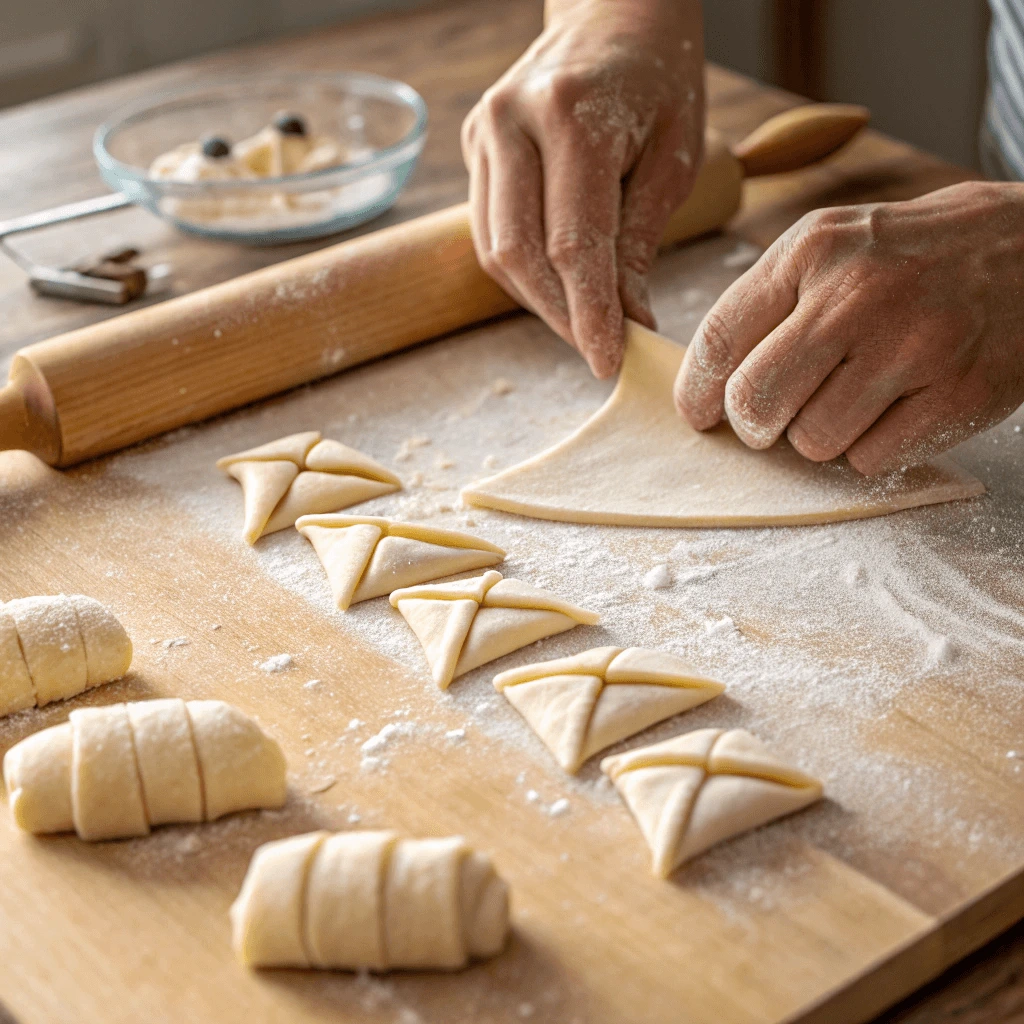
[495,647,724,773]
[296,514,505,610]
[602,728,822,876]
[461,320,984,527]
[390,570,598,689]
[218,432,401,544]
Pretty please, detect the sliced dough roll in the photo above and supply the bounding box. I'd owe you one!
[231,831,509,971]
[495,647,725,773]
[296,514,505,610]
[4,699,286,840]
[0,595,132,716]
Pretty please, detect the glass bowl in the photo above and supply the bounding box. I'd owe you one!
[94,73,427,245]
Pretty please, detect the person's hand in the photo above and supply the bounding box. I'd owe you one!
[675,180,1024,474]
[461,0,704,378]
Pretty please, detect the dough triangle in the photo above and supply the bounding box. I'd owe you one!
[581,683,715,766]
[217,430,320,468]
[394,597,479,689]
[227,460,299,545]
[301,522,382,610]
[305,439,401,485]
[502,674,604,772]
[614,764,706,878]
[454,607,581,679]
[354,535,503,604]
[264,472,398,536]
[676,774,821,864]
[462,320,985,527]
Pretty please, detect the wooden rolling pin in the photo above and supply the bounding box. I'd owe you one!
[0,103,867,468]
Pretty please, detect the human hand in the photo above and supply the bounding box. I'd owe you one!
[674,180,1024,474]
[461,0,704,378]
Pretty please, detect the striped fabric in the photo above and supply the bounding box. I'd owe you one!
[987,0,1024,179]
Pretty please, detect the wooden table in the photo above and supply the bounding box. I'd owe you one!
[0,1,1020,1022]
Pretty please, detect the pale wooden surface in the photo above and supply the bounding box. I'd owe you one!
[0,1,1021,1022]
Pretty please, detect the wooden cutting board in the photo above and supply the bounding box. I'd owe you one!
[0,233,1021,1024]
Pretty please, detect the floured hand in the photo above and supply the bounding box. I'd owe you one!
[462,0,704,378]
[675,181,1024,473]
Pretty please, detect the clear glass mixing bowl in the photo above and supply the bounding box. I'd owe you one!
[94,73,427,245]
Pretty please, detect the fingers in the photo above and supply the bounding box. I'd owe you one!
[843,370,992,475]
[617,118,701,330]
[674,235,803,430]
[541,130,625,378]
[486,119,572,341]
[785,358,909,461]
[721,282,864,449]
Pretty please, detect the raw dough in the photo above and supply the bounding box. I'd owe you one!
[217,431,401,544]
[494,646,724,773]
[4,698,286,840]
[601,727,823,876]
[390,570,599,689]
[230,830,509,971]
[0,595,132,717]
[296,513,505,610]
[461,320,985,527]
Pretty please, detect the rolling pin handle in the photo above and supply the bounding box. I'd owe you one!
[0,360,61,466]
[732,103,870,178]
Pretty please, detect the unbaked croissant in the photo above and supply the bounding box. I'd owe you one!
[4,699,287,841]
[231,831,510,971]
[0,594,132,717]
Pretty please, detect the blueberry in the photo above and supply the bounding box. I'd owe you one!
[273,111,307,136]
[201,135,231,159]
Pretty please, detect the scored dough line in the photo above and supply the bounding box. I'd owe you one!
[183,705,208,823]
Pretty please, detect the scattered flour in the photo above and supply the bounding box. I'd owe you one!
[643,563,673,589]
[102,232,1024,914]
[161,636,189,649]
[258,653,293,673]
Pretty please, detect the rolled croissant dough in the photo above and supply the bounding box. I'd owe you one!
[461,321,985,527]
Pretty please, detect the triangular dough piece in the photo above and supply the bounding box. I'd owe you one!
[297,515,505,609]
[301,523,383,610]
[677,774,820,865]
[391,571,597,689]
[264,472,398,536]
[216,430,320,468]
[395,597,479,689]
[581,683,714,766]
[226,460,300,544]
[455,607,581,679]
[614,764,707,877]
[602,728,822,876]
[355,536,502,604]
[219,433,402,544]
[494,647,622,687]
[502,674,604,771]
[305,439,401,485]
[462,320,985,527]
[496,648,724,773]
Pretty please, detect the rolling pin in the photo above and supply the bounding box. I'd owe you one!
[0,103,868,468]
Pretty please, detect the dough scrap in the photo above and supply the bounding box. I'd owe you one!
[230,830,509,971]
[389,570,599,689]
[296,513,505,610]
[494,646,724,773]
[217,431,401,544]
[0,595,132,716]
[4,698,286,840]
[601,727,822,876]
[461,320,985,527]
